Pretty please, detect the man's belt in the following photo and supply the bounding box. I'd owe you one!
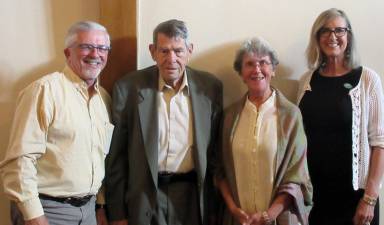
[158,170,197,185]
[39,193,93,207]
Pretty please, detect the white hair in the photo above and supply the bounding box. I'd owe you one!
[64,21,110,48]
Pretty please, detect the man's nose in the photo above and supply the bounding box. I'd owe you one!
[89,47,100,56]
[166,50,177,61]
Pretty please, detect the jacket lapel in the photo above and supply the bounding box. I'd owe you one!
[188,69,211,180]
[137,70,159,186]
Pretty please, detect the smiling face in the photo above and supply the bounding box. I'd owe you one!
[149,33,193,88]
[240,52,274,103]
[319,16,349,61]
[64,30,109,87]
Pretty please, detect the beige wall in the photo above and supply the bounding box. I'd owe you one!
[137,0,384,105]
[137,0,384,224]
[0,0,100,223]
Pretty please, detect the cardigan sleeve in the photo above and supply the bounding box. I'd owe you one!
[366,68,384,148]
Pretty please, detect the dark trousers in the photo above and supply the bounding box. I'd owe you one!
[10,196,96,225]
[153,181,201,225]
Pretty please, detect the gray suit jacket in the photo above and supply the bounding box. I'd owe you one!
[105,66,223,225]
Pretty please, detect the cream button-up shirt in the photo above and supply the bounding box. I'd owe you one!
[0,66,114,220]
[232,91,277,213]
[157,72,194,173]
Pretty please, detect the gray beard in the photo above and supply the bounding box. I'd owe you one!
[83,68,102,78]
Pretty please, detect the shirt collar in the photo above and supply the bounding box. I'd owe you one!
[245,89,276,112]
[158,71,190,95]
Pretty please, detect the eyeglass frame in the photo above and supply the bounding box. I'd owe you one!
[242,59,273,71]
[71,43,112,54]
[318,27,350,38]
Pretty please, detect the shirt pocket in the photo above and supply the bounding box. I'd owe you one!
[102,122,115,155]
[46,122,77,162]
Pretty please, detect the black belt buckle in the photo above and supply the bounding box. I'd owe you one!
[39,194,93,207]
[158,171,197,185]
[63,195,92,207]
[158,172,173,185]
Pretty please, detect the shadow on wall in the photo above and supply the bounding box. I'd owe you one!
[100,36,137,94]
[189,41,299,107]
[189,41,246,107]
[0,0,79,151]
[272,65,299,103]
[0,0,91,106]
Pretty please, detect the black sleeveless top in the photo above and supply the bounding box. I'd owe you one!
[299,66,362,200]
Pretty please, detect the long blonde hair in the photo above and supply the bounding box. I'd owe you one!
[306,8,360,69]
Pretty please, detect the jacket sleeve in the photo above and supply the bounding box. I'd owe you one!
[206,80,224,223]
[105,81,129,220]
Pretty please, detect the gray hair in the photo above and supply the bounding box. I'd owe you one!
[64,21,110,48]
[306,8,360,69]
[153,19,189,47]
[233,37,279,73]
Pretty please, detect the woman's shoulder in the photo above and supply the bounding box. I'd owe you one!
[359,66,382,87]
[296,69,317,103]
[224,97,245,116]
[300,69,316,81]
[275,90,304,126]
[276,90,300,112]
[361,66,381,78]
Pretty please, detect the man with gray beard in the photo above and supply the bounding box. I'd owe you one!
[0,21,114,225]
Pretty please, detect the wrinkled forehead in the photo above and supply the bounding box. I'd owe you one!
[155,33,188,46]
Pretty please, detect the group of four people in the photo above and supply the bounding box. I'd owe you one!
[1,7,383,225]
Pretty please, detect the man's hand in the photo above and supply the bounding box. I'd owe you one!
[96,208,109,225]
[25,215,50,225]
[109,219,128,225]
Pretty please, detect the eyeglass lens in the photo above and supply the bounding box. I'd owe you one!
[319,27,349,37]
[77,44,111,54]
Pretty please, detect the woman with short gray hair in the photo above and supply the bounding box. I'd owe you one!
[216,37,312,225]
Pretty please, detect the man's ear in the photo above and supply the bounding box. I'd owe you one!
[149,44,156,60]
[64,48,70,59]
[187,43,194,55]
